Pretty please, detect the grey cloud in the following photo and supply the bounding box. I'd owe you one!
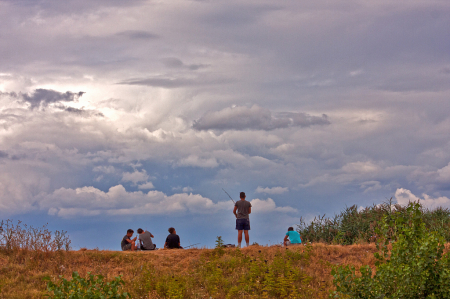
[162,57,208,71]
[117,75,230,88]
[193,105,330,131]
[115,30,159,40]
[20,89,85,109]
[0,150,8,158]
[441,67,450,74]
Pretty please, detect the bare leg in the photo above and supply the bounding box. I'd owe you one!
[238,230,243,245]
[244,230,249,245]
[131,242,136,251]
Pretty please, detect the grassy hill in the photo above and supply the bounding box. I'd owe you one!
[0,243,378,298]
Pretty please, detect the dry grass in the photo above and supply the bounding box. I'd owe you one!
[0,243,379,298]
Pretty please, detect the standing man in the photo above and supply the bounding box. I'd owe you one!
[233,192,252,248]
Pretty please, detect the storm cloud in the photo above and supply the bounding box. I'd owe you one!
[193,105,330,131]
[18,89,85,109]
[1,0,450,249]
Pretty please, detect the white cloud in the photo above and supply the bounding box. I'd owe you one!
[250,198,297,213]
[38,184,229,218]
[121,170,149,184]
[32,184,298,218]
[395,188,450,210]
[176,155,219,168]
[138,182,155,190]
[182,186,194,192]
[255,186,289,194]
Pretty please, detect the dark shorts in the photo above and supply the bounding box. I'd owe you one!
[122,243,132,251]
[236,218,250,230]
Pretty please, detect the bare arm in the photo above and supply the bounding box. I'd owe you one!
[126,237,137,243]
[248,207,251,214]
[233,206,238,218]
[150,233,154,238]
[284,235,289,246]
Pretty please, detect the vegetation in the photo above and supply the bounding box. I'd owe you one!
[131,245,313,298]
[3,200,450,298]
[331,202,450,298]
[298,199,450,245]
[0,240,371,298]
[0,219,71,252]
[44,272,129,299]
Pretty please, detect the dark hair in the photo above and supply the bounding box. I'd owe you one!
[240,192,246,198]
[137,228,143,234]
[127,229,134,234]
[288,227,294,231]
[168,227,175,234]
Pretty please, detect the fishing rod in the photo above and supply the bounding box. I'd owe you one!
[222,188,235,204]
[184,243,200,249]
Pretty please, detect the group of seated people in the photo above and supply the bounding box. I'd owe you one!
[121,227,183,251]
[121,226,302,251]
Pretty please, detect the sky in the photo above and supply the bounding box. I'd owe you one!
[1,0,450,249]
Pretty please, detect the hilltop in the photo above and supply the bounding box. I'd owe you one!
[0,243,378,298]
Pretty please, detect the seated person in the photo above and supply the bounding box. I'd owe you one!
[137,228,156,250]
[121,229,137,251]
[165,227,183,249]
[284,227,302,246]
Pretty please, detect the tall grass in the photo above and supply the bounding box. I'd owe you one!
[298,199,450,245]
[0,219,71,252]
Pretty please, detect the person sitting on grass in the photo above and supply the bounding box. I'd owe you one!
[284,227,302,246]
[121,229,137,251]
[137,228,156,250]
[165,227,183,249]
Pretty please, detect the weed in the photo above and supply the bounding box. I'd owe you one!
[44,271,129,299]
[331,202,450,298]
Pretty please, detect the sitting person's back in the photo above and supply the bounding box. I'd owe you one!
[165,227,183,249]
[137,228,156,250]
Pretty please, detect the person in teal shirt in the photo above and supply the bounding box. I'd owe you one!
[284,227,302,246]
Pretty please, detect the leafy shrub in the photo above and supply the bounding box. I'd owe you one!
[298,199,450,245]
[331,202,450,298]
[44,271,129,299]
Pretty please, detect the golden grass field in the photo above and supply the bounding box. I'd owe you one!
[0,243,380,298]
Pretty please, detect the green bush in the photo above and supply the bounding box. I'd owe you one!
[331,202,450,298]
[44,271,129,299]
[298,199,450,245]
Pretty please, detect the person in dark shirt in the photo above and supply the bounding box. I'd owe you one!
[121,229,137,251]
[165,227,183,249]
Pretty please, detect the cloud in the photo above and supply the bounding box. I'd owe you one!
[250,198,297,213]
[115,30,159,40]
[193,105,330,131]
[138,182,155,190]
[117,75,230,88]
[162,57,208,71]
[121,170,149,184]
[182,186,194,192]
[39,185,229,218]
[255,186,289,194]
[32,184,297,218]
[176,155,219,168]
[395,188,450,210]
[20,89,85,109]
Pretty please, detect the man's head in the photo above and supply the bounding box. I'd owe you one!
[168,227,176,234]
[127,229,134,237]
[288,227,294,232]
[240,192,246,199]
[137,228,144,234]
